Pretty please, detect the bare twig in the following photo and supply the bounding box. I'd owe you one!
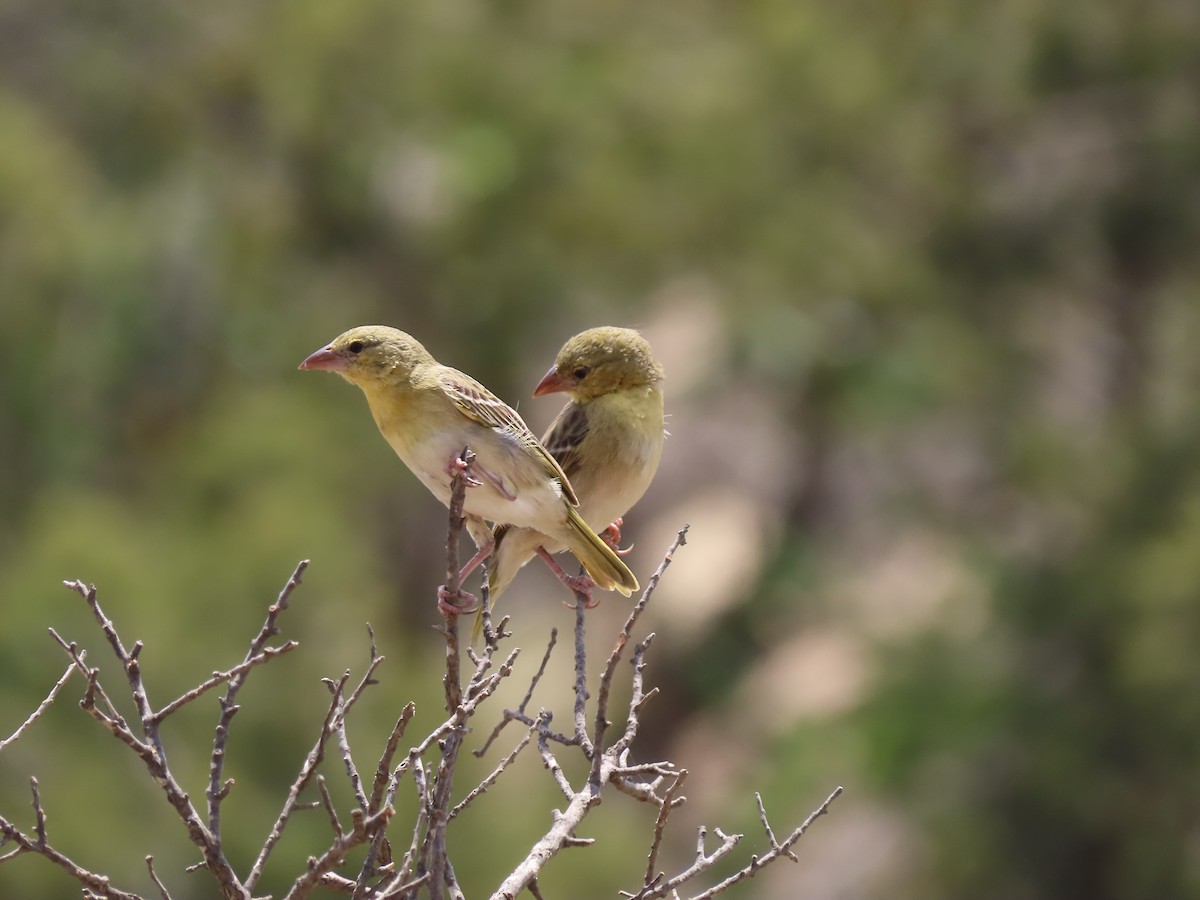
[644,770,689,887]
[0,664,76,753]
[210,560,309,842]
[572,594,593,755]
[5,514,839,900]
[282,806,394,900]
[0,777,143,900]
[245,672,348,892]
[60,580,249,899]
[146,854,174,900]
[424,447,475,899]
[687,786,844,899]
[476,628,559,757]
[492,527,690,900]
[592,527,689,787]
[451,716,540,819]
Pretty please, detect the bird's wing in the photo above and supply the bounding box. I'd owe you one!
[433,366,580,506]
[541,403,590,479]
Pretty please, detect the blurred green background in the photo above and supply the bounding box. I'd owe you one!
[3,0,1200,897]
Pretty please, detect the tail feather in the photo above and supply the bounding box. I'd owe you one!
[471,512,639,645]
[564,508,639,597]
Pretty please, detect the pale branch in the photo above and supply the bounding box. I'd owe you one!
[370,703,416,811]
[613,634,657,758]
[245,672,349,892]
[282,805,394,900]
[755,793,796,862]
[315,776,344,837]
[151,642,298,723]
[592,526,689,786]
[687,785,844,900]
[572,597,593,754]
[336,690,372,815]
[536,719,576,802]
[427,448,499,900]
[491,527,690,899]
[475,627,558,757]
[393,757,430,888]
[0,778,142,900]
[209,559,309,842]
[59,582,248,899]
[354,705,417,893]
[2,505,841,900]
[620,826,742,900]
[0,663,76,753]
[624,785,845,900]
[145,855,173,900]
[644,770,689,887]
[450,716,540,820]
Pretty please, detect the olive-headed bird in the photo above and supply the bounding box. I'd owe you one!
[299,325,638,613]
[483,326,665,625]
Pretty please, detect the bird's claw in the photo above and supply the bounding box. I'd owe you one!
[446,455,483,488]
[600,518,634,556]
[438,585,479,616]
[560,574,600,609]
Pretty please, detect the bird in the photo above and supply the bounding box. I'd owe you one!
[298,325,638,614]
[477,326,665,637]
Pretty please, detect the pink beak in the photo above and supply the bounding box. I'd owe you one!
[533,366,570,396]
[298,346,346,371]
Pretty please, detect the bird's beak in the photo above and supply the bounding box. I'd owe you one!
[298,345,346,371]
[533,365,569,396]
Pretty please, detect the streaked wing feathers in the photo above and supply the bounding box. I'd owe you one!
[542,403,590,479]
[434,366,579,506]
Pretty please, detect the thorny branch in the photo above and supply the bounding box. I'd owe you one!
[1,505,840,899]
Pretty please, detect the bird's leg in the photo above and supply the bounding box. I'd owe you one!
[473,464,518,501]
[458,536,494,584]
[598,517,634,556]
[437,518,494,617]
[535,546,600,608]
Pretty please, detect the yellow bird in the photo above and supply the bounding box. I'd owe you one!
[299,325,637,614]
[480,326,665,632]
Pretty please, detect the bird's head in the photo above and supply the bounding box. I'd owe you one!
[534,326,664,402]
[299,325,433,387]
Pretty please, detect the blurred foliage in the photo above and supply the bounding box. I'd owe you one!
[2,0,1200,897]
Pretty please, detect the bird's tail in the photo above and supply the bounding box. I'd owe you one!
[564,507,639,597]
[471,513,639,644]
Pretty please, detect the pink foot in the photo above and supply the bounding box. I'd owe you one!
[536,547,600,607]
[599,518,634,556]
[444,451,518,501]
[438,585,479,617]
[564,573,601,609]
[446,454,482,488]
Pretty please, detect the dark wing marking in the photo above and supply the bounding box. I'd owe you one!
[541,403,590,479]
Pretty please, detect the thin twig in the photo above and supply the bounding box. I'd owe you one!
[152,643,299,723]
[572,597,593,755]
[0,664,76,754]
[451,716,540,820]
[592,526,689,786]
[146,855,174,900]
[245,673,348,892]
[210,560,308,842]
[59,582,247,898]
[644,770,689,886]
[476,628,559,757]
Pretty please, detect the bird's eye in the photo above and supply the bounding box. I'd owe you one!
[573,366,590,380]
[348,340,365,354]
